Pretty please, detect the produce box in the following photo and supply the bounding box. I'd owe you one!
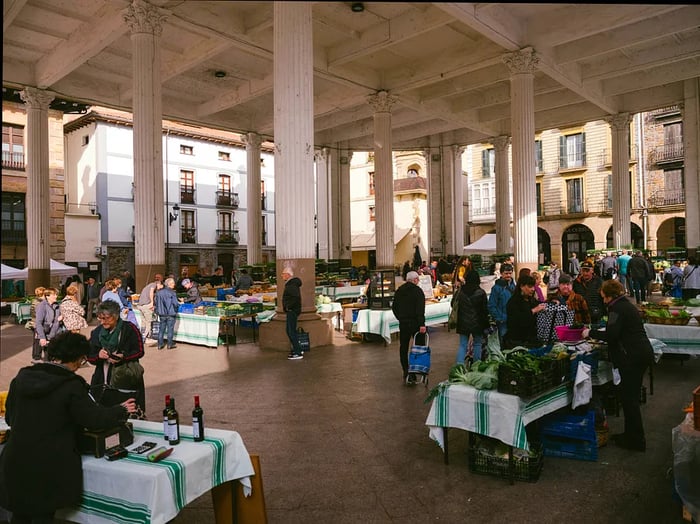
[539,409,598,462]
[497,366,550,398]
[205,306,228,316]
[540,435,597,461]
[178,303,195,314]
[468,435,543,483]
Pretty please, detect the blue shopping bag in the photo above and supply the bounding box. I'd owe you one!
[408,332,431,375]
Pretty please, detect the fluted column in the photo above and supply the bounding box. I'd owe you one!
[244,132,263,264]
[368,90,398,269]
[504,47,539,273]
[607,113,632,249]
[315,147,330,260]
[124,0,168,289]
[683,80,700,257]
[492,135,512,255]
[339,148,353,262]
[452,145,466,250]
[20,87,54,290]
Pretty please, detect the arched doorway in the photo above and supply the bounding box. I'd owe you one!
[605,223,644,250]
[562,224,594,263]
[656,217,686,252]
[538,227,551,265]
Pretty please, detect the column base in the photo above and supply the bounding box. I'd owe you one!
[135,264,166,292]
[258,313,333,351]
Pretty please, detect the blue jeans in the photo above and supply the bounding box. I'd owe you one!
[286,310,302,355]
[456,332,482,364]
[158,315,176,348]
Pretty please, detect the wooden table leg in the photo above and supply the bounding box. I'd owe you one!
[211,480,237,524]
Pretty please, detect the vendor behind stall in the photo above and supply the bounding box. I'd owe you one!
[551,274,590,325]
[504,275,546,349]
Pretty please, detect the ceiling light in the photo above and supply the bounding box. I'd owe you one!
[351,2,364,13]
[214,70,226,78]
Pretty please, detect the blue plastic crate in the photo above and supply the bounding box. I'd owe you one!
[217,288,235,300]
[540,409,597,442]
[541,434,598,462]
[178,303,195,314]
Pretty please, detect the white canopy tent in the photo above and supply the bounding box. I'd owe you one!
[16,259,77,279]
[0,263,27,281]
[463,234,513,256]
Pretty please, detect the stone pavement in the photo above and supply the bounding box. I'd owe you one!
[0,310,696,523]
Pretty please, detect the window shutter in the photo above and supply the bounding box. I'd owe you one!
[482,149,489,177]
[581,132,586,165]
[559,136,566,169]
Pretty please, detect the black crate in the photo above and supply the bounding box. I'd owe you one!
[497,366,551,398]
[468,436,543,483]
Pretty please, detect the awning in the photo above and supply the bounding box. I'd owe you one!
[1,263,26,280]
[463,234,513,255]
[16,259,77,278]
[351,227,412,251]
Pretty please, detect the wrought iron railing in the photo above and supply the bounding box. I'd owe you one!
[1,151,25,170]
[216,229,239,244]
[648,188,685,207]
[215,190,239,207]
[650,140,684,164]
[181,227,196,244]
[180,187,196,204]
[1,220,25,244]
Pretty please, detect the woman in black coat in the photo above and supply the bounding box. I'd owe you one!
[454,270,489,363]
[0,332,136,522]
[504,275,546,349]
[587,280,653,452]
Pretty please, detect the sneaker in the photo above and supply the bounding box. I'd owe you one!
[167,344,177,349]
[287,353,303,360]
[158,345,165,350]
[406,374,418,386]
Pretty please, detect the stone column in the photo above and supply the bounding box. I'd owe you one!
[124,0,168,289]
[260,1,330,350]
[492,135,512,256]
[314,147,330,260]
[20,87,54,290]
[339,148,353,264]
[452,145,466,251]
[607,113,632,250]
[683,79,700,257]
[422,147,437,258]
[504,48,539,273]
[368,90,398,269]
[243,132,263,265]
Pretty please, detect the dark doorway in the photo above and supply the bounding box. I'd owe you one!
[537,227,551,265]
[562,224,594,262]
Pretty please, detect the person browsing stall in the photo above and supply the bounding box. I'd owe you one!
[504,275,547,349]
[236,269,254,291]
[584,280,654,451]
[181,278,203,306]
[551,273,590,325]
[573,260,604,324]
[454,269,489,364]
[0,332,137,523]
[154,277,179,350]
[488,263,516,341]
[34,287,63,363]
[392,271,426,385]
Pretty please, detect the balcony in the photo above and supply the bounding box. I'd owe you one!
[2,151,25,170]
[1,220,26,244]
[180,187,196,204]
[393,176,426,193]
[648,188,685,208]
[559,153,586,171]
[650,140,684,165]
[216,190,239,207]
[216,229,239,245]
[596,145,638,168]
[181,227,196,244]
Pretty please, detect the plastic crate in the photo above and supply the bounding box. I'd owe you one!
[540,409,597,442]
[497,366,551,398]
[468,436,543,483]
[541,434,598,462]
[539,357,570,387]
[178,303,195,314]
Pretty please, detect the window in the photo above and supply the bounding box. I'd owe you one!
[181,210,196,243]
[216,212,237,244]
[535,140,543,173]
[566,178,584,213]
[262,215,267,246]
[481,148,495,178]
[368,171,375,195]
[1,192,26,244]
[180,170,195,204]
[369,206,375,222]
[536,183,542,216]
[664,168,684,205]
[559,133,586,169]
[180,144,193,155]
[407,168,418,178]
[218,151,230,161]
[663,122,683,159]
[82,135,89,146]
[2,124,24,170]
[607,175,613,210]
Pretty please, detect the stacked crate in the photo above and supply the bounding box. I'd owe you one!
[539,409,598,461]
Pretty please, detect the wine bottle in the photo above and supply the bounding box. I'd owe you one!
[167,397,180,445]
[192,395,204,442]
[162,395,170,440]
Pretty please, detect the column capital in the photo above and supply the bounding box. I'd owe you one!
[314,147,330,162]
[124,0,168,36]
[242,132,262,149]
[19,87,54,110]
[502,47,539,76]
[367,90,398,113]
[421,149,432,162]
[606,112,632,131]
[452,144,466,156]
[491,135,511,152]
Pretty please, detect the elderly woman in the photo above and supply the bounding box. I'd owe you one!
[29,286,46,363]
[34,287,62,363]
[531,271,547,303]
[504,275,546,349]
[0,332,136,523]
[102,277,139,329]
[88,300,146,411]
[59,283,88,333]
[586,280,654,452]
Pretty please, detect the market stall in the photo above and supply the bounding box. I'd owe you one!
[8,301,31,324]
[354,299,451,344]
[644,320,700,356]
[133,310,221,348]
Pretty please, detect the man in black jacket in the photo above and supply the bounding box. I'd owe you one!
[627,251,651,303]
[573,260,604,324]
[282,267,303,360]
[391,271,426,385]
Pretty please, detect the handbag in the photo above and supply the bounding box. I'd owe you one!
[408,332,431,375]
[150,313,160,339]
[110,360,145,390]
[447,289,460,330]
[536,302,575,344]
[297,328,310,353]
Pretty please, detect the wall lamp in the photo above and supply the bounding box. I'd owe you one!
[169,203,180,225]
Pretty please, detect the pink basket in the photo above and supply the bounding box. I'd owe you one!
[554,325,584,342]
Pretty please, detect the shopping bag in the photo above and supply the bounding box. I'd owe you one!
[110,360,145,390]
[408,332,431,375]
[536,303,575,344]
[149,314,160,340]
[447,289,460,330]
[297,328,310,353]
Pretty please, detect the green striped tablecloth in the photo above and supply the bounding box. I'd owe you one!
[354,299,451,344]
[133,310,221,348]
[425,383,571,451]
[644,320,700,356]
[9,301,31,323]
[324,285,366,301]
[55,420,254,524]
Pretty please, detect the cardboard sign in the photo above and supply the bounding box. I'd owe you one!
[418,274,434,299]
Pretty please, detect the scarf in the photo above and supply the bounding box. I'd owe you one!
[98,319,123,351]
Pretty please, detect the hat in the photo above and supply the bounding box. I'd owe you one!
[558,274,572,284]
[581,261,594,269]
[406,271,420,281]
[181,278,191,286]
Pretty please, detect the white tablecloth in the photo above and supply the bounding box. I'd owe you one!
[133,310,221,348]
[56,420,254,524]
[425,383,571,451]
[323,285,366,301]
[355,299,451,344]
[644,320,700,356]
[9,301,31,323]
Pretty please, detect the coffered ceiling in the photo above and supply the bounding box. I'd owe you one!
[3,1,700,149]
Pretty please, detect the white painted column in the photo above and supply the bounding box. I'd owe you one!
[492,135,512,255]
[504,48,539,272]
[244,132,262,264]
[452,145,466,253]
[315,147,330,260]
[368,91,398,269]
[683,79,700,255]
[423,147,439,258]
[20,87,54,289]
[339,148,353,262]
[607,113,632,250]
[124,0,168,289]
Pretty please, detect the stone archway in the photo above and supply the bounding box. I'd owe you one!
[606,223,644,250]
[562,224,594,263]
[538,227,551,265]
[656,217,686,252]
